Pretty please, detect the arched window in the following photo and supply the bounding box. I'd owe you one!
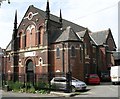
[26,25,35,47]
[56,47,60,58]
[39,57,43,66]
[38,27,41,45]
[19,32,22,49]
[24,34,26,48]
[84,43,87,56]
[31,28,36,46]
[80,45,83,62]
[26,30,30,48]
[38,26,44,45]
[26,59,34,71]
[22,34,26,49]
[71,46,76,57]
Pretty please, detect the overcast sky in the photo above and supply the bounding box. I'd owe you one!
[0,0,119,49]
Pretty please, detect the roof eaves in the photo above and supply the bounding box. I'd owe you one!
[89,35,98,46]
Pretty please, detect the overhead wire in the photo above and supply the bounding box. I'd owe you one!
[71,3,118,21]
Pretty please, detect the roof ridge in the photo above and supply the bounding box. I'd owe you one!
[91,29,109,34]
[33,5,86,30]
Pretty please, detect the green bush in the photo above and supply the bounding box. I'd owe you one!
[4,81,49,94]
[38,89,48,94]
[26,82,33,89]
[27,86,36,93]
[14,81,24,90]
[7,81,24,91]
[35,82,49,90]
[7,81,14,91]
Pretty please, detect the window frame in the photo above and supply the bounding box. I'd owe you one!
[71,45,76,57]
[56,47,60,58]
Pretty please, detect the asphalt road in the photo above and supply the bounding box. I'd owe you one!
[75,82,120,97]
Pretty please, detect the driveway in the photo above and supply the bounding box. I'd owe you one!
[75,82,119,97]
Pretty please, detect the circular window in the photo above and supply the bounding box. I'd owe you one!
[28,12,33,20]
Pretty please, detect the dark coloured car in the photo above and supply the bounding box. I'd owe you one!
[100,72,111,82]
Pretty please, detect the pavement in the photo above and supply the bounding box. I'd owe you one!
[50,91,78,97]
[1,89,78,98]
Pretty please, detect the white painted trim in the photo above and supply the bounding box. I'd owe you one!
[89,35,98,45]
[42,64,48,66]
[36,65,39,66]
[11,65,14,67]
[21,65,24,67]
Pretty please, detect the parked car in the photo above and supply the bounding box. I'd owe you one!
[100,72,111,82]
[85,74,100,85]
[50,77,87,92]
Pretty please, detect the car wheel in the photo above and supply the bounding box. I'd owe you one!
[112,82,115,85]
[98,82,100,85]
[71,86,76,92]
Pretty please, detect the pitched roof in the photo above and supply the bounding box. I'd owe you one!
[6,40,12,51]
[76,30,86,38]
[32,5,86,32]
[112,51,120,60]
[90,30,109,45]
[6,5,87,51]
[55,26,81,43]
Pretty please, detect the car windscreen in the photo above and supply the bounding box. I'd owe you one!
[89,75,98,78]
[54,78,66,82]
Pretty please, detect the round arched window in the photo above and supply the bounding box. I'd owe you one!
[39,57,43,65]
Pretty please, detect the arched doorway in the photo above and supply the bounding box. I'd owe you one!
[26,59,34,84]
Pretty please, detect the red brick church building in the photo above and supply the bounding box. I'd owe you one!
[3,1,116,84]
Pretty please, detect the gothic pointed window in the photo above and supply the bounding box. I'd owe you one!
[24,34,26,48]
[26,25,35,47]
[71,46,76,57]
[38,26,44,45]
[56,47,60,58]
[19,32,22,49]
[80,45,83,62]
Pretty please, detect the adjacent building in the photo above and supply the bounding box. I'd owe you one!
[0,47,4,73]
[112,51,120,65]
[0,47,5,86]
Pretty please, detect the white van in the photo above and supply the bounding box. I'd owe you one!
[110,66,120,84]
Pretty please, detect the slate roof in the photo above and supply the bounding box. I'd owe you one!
[76,30,97,45]
[55,26,81,43]
[90,30,109,46]
[76,30,86,38]
[32,5,86,32]
[112,51,120,60]
[0,48,3,55]
[76,29,91,38]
